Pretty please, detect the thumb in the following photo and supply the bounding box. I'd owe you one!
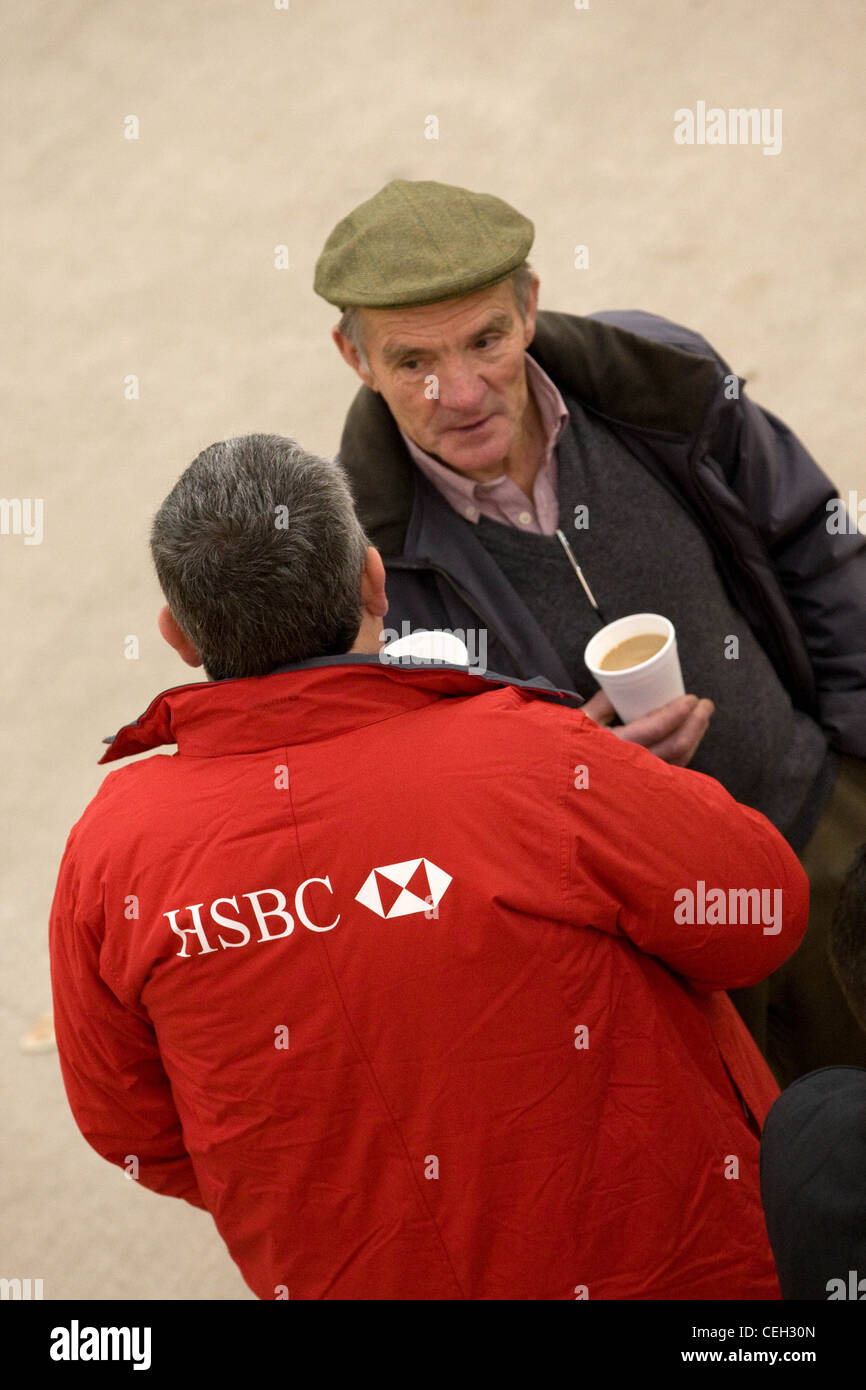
[580,689,617,725]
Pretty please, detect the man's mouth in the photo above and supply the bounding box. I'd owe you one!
[451,414,493,434]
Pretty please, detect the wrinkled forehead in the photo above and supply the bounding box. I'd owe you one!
[361,280,521,361]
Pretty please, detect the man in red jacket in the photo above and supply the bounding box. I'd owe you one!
[50,433,808,1300]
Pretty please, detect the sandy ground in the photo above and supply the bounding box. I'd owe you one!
[2,0,864,1301]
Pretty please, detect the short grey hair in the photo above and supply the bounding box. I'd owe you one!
[338,260,535,365]
[151,434,369,681]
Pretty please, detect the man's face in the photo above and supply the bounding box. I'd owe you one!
[335,278,539,477]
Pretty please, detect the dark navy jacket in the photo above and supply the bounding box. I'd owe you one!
[338,309,866,759]
[761,1066,866,1299]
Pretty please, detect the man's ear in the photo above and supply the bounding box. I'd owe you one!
[331,326,378,393]
[157,605,203,667]
[360,546,389,619]
[522,275,541,348]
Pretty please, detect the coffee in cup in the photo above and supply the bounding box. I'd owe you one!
[598,632,668,672]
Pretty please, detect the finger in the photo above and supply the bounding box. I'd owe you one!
[646,699,715,766]
[613,694,702,748]
[580,689,617,726]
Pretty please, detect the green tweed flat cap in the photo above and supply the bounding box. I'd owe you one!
[314,178,535,309]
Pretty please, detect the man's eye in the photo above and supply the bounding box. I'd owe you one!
[476,335,500,350]
[400,360,422,371]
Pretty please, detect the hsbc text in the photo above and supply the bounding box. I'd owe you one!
[164,880,339,958]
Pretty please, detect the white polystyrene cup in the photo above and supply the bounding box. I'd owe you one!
[583,613,685,723]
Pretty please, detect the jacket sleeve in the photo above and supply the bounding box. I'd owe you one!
[592,309,866,757]
[560,714,810,993]
[48,831,207,1211]
[717,389,866,757]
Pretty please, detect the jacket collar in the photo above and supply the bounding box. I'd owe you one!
[337,309,723,557]
[98,654,580,764]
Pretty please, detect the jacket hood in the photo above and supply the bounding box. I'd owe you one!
[98,655,581,764]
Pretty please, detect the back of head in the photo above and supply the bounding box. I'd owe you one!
[151,434,369,681]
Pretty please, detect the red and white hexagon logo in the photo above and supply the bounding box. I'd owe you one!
[355,858,452,919]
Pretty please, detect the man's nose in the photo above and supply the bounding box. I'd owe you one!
[435,363,486,412]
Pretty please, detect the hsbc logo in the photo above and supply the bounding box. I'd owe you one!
[355,858,452,919]
[164,858,452,958]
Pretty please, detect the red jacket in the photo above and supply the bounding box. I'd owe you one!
[49,657,808,1300]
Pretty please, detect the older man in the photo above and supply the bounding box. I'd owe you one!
[314,178,866,1087]
[50,433,807,1299]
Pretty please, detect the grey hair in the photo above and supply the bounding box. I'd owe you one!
[151,434,370,682]
[337,260,535,365]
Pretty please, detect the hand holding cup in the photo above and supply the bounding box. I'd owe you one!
[582,613,714,766]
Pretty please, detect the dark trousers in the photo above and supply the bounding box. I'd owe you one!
[730,755,866,1090]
